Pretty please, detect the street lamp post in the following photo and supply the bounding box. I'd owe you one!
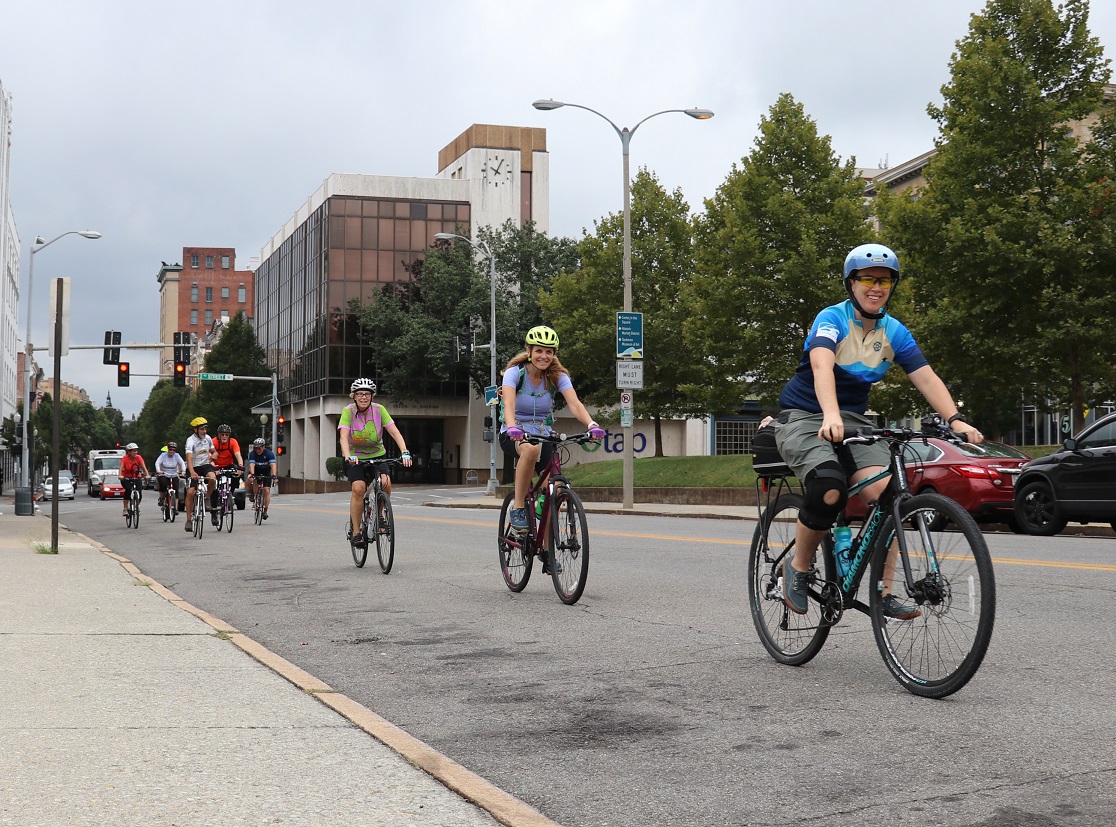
[435,232,499,495]
[20,230,101,493]
[532,99,712,508]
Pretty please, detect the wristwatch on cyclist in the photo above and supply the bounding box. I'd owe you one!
[947,413,967,426]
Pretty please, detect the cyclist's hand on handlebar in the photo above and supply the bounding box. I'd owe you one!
[953,421,984,444]
[401,450,413,467]
[588,425,606,439]
[506,426,525,440]
[818,414,844,444]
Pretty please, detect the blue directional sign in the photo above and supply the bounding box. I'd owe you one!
[616,312,644,358]
[484,385,499,406]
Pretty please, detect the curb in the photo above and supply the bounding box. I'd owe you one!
[71,526,562,827]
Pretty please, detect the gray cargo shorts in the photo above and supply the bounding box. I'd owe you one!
[773,409,889,480]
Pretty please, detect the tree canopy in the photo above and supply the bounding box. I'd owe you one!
[877,0,1114,434]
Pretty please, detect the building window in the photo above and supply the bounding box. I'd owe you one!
[205,287,213,303]
[190,309,198,325]
[221,287,229,299]
[205,309,213,325]
[191,284,198,302]
[238,284,246,303]
[205,255,214,268]
[221,255,230,269]
[221,310,230,322]
[714,419,759,455]
[191,255,199,268]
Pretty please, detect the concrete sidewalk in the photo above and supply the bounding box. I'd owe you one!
[0,513,558,827]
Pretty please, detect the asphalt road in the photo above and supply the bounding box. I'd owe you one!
[53,487,1116,827]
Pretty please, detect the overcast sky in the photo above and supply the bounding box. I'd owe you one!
[3,0,1115,418]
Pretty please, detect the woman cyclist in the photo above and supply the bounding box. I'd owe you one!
[119,443,150,518]
[773,243,983,619]
[339,378,413,546]
[154,442,186,510]
[500,325,605,534]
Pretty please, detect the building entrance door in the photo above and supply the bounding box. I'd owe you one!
[393,418,445,485]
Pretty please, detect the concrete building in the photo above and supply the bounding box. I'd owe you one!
[0,79,20,483]
[156,247,254,371]
[256,125,548,487]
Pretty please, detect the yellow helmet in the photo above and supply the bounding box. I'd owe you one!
[190,416,208,428]
[525,325,559,349]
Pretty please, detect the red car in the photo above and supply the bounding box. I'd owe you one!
[99,473,126,500]
[845,438,1031,530]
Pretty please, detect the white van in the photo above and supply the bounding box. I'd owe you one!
[88,448,126,497]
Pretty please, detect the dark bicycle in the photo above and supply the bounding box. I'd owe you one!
[160,475,179,523]
[346,458,403,572]
[497,431,596,605]
[214,468,240,533]
[748,418,996,698]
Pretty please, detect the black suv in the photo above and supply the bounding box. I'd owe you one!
[1014,411,1116,535]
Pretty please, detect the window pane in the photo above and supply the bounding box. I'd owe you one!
[410,220,427,250]
[427,203,442,220]
[410,203,427,220]
[394,202,409,218]
[206,256,214,268]
[378,201,395,218]
[345,217,361,249]
[394,220,409,250]
[190,309,198,324]
[378,218,393,247]
[362,218,378,249]
[221,255,230,269]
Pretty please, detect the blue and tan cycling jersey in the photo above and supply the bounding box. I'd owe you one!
[778,300,928,415]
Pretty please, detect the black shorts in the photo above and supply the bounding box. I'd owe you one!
[251,472,273,486]
[346,460,390,485]
[190,465,214,487]
[157,476,180,494]
[499,432,553,476]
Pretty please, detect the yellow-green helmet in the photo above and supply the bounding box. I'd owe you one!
[525,325,559,349]
[190,416,208,428]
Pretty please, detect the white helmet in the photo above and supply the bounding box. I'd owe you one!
[125,442,139,451]
[350,378,377,395]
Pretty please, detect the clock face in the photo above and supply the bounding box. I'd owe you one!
[486,153,508,187]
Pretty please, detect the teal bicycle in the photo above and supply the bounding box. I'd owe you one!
[748,420,996,698]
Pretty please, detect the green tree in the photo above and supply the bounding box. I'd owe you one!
[31,397,117,472]
[355,220,579,402]
[541,168,705,454]
[684,93,870,415]
[133,379,193,461]
[877,0,1113,435]
[167,313,271,446]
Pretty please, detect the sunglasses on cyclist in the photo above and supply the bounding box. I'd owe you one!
[852,275,896,289]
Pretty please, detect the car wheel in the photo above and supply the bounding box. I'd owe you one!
[916,487,950,531]
[99,493,105,501]
[1015,481,1068,536]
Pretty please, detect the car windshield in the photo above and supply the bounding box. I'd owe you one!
[956,442,1030,459]
[58,471,74,480]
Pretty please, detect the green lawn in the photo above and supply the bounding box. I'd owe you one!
[562,454,760,488]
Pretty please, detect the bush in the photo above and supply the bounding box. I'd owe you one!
[324,456,346,481]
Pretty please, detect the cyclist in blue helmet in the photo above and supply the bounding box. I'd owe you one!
[772,243,983,619]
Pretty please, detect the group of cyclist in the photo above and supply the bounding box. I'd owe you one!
[112,418,277,531]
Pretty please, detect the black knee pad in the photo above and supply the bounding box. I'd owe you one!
[800,462,848,530]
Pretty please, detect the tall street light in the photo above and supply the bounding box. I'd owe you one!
[435,232,499,495]
[532,99,713,508]
[21,230,101,491]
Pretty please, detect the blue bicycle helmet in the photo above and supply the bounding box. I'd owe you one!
[842,243,900,320]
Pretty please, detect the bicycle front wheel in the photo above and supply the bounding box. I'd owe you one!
[254,489,264,525]
[497,492,533,591]
[869,492,995,698]
[168,491,177,523]
[747,492,833,666]
[193,493,205,539]
[549,487,589,605]
[131,491,140,529]
[224,499,234,533]
[375,492,395,574]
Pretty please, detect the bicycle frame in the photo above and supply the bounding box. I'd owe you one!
[520,440,571,551]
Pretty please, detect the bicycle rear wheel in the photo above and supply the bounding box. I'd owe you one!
[549,487,589,605]
[747,492,833,666]
[375,492,395,574]
[497,492,533,591]
[869,492,995,698]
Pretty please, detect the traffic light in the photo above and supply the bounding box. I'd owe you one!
[117,362,130,387]
[277,416,286,444]
[103,330,121,365]
[173,331,192,363]
[173,361,187,387]
[446,335,459,363]
[276,445,286,456]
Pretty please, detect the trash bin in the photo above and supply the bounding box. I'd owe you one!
[14,487,35,516]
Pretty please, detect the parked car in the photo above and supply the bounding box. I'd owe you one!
[1014,411,1116,535]
[99,473,126,500]
[40,471,76,501]
[846,437,1031,530]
